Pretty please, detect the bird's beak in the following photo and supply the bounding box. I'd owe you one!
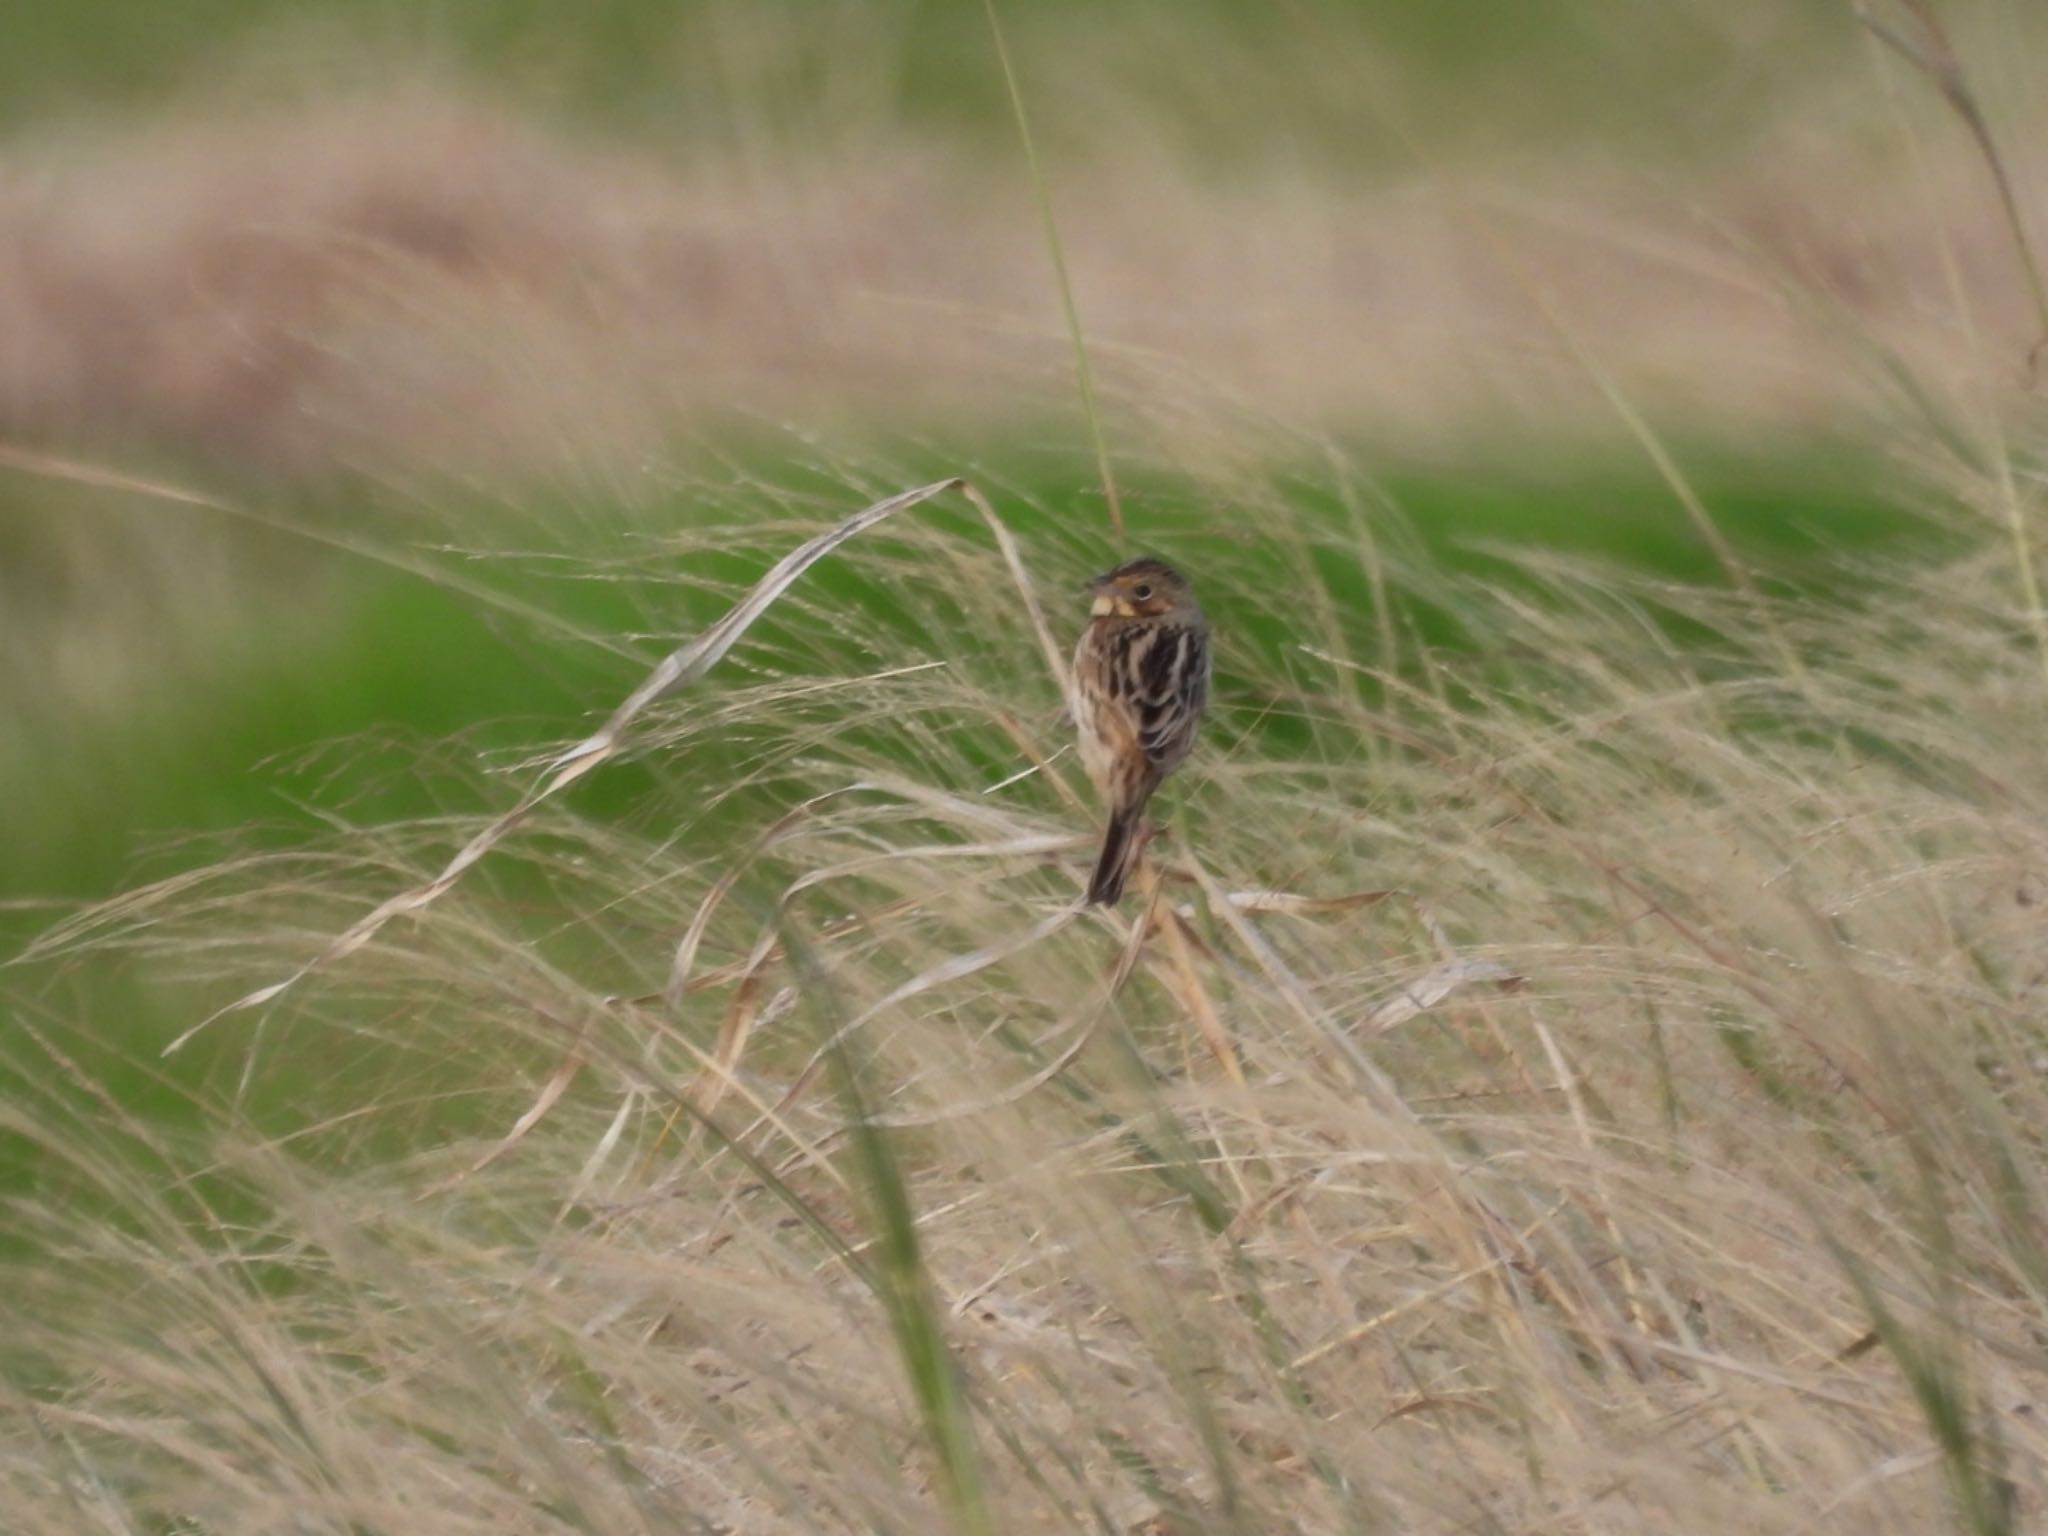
[1087,573,1116,616]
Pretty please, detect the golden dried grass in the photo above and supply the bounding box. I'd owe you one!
[5,415,2046,1530]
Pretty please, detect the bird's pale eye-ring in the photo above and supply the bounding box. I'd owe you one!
[1132,583,1154,600]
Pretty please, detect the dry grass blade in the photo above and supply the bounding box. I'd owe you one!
[664,789,858,1010]
[0,442,232,510]
[1220,888,1396,916]
[650,1008,849,1194]
[753,904,1082,1128]
[0,442,630,658]
[1148,883,1245,1088]
[163,477,967,1053]
[958,480,1070,694]
[1360,957,1522,1036]
[1182,852,1410,1112]
[544,478,967,781]
[1288,1199,1569,1373]
[871,889,1156,1129]
[1529,1013,1648,1338]
[421,1016,592,1196]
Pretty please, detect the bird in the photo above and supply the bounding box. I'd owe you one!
[1069,556,1211,906]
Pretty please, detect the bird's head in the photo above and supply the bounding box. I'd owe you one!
[1088,557,1198,620]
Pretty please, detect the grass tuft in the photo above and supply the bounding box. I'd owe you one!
[7,415,2048,1530]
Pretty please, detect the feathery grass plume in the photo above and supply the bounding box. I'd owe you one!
[983,0,1125,552]
[150,476,972,1052]
[1848,0,2048,720]
[9,406,2048,1530]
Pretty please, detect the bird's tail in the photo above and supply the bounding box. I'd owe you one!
[1086,807,1145,906]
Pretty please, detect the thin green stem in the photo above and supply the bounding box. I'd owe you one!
[983,0,1126,551]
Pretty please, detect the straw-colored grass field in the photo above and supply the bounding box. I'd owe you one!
[5,3,2048,1532]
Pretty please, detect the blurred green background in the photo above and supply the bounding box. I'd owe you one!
[3,0,1849,150]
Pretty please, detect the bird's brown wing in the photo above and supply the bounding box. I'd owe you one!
[1122,621,1208,771]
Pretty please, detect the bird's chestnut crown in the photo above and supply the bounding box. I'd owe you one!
[1087,557,1197,619]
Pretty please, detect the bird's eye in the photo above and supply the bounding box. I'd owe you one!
[1132,583,1153,600]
